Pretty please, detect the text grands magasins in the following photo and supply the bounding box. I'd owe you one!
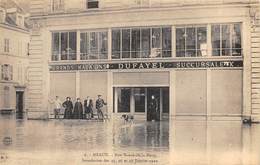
[50,60,243,71]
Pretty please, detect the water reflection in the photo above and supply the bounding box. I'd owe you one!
[170,121,260,165]
[0,114,260,164]
[15,112,24,119]
[113,122,169,151]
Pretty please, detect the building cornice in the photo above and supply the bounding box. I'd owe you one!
[0,53,29,60]
[30,2,255,20]
[48,56,243,65]
[0,23,29,34]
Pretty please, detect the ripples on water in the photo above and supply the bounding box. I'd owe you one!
[0,115,169,152]
[0,114,260,165]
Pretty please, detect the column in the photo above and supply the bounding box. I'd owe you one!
[206,122,212,164]
[145,88,148,119]
[242,126,252,165]
[172,26,176,57]
[76,30,81,61]
[207,24,212,57]
[107,71,113,116]
[160,88,163,120]
[108,28,112,60]
[130,88,135,115]
[169,70,176,119]
[76,30,81,99]
[76,71,80,98]
[242,19,252,120]
[114,88,118,113]
[206,69,211,120]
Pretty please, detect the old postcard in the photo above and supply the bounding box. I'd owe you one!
[0,0,260,164]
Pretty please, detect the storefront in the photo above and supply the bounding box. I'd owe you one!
[28,0,259,121]
[47,22,244,121]
[49,57,243,121]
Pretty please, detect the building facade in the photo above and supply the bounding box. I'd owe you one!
[29,0,260,121]
[0,3,30,115]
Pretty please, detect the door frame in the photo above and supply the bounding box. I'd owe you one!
[15,86,25,114]
[113,86,169,121]
[16,91,24,113]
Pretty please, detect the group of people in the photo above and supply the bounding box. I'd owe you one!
[49,95,107,120]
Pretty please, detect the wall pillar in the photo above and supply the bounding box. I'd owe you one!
[169,70,176,119]
[172,26,176,57]
[76,71,80,99]
[108,28,112,60]
[107,71,113,116]
[250,6,260,122]
[206,69,211,120]
[76,30,81,61]
[243,19,252,120]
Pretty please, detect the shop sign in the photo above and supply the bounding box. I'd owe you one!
[49,60,243,71]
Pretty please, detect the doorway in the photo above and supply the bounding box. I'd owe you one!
[16,91,24,119]
[114,87,169,121]
[147,88,160,121]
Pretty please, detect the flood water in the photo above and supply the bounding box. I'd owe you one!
[0,114,259,165]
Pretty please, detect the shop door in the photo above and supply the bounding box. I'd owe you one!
[114,87,169,121]
[147,88,160,121]
[16,91,24,119]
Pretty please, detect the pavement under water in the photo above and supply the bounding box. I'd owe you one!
[0,114,259,165]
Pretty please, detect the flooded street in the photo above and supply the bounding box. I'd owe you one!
[0,114,260,165]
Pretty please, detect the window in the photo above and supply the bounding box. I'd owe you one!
[51,32,77,61]
[117,88,131,113]
[27,43,30,56]
[4,38,9,53]
[87,0,99,9]
[176,26,207,57]
[1,64,13,81]
[134,88,145,113]
[3,86,10,108]
[0,10,4,23]
[133,0,150,7]
[112,27,171,59]
[131,28,140,58]
[141,28,150,58]
[17,15,24,27]
[211,24,242,56]
[112,30,121,59]
[80,31,108,60]
[52,0,64,11]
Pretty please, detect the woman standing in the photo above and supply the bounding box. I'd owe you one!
[74,98,83,119]
[89,99,94,119]
[62,97,73,119]
[84,96,91,119]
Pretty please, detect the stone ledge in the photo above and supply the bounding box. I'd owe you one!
[250,114,260,123]
[0,108,15,114]
[27,111,49,120]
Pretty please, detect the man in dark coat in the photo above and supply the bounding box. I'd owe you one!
[74,98,83,119]
[96,95,107,120]
[62,97,73,119]
[148,95,158,121]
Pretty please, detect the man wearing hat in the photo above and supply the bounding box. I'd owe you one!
[95,95,107,120]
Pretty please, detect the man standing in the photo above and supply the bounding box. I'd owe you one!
[147,95,159,121]
[62,97,73,119]
[49,96,62,119]
[95,95,107,120]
